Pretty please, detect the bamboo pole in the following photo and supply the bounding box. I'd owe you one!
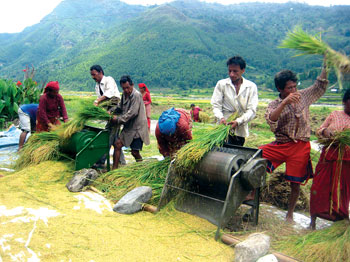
[142,204,158,213]
[221,234,300,262]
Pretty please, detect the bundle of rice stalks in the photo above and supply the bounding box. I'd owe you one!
[174,124,231,174]
[279,26,350,89]
[14,132,61,169]
[318,129,350,148]
[275,220,350,262]
[94,158,171,204]
[198,111,210,123]
[55,103,112,140]
[174,113,238,174]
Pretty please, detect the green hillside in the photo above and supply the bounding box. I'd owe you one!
[0,0,349,91]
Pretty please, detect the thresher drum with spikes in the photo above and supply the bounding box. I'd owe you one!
[157,144,267,239]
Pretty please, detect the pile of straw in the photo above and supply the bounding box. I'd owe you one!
[276,220,350,262]
[14,103,112,169]
[14,132,62,169]
[260,172,309,210]
[280,26,350,89]
[94,158,171,204]
[198,111,210,123]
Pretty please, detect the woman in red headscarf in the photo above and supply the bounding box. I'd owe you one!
[36,81,68,132]
[138,83,152,132]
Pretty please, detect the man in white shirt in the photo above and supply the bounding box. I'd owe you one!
[211,56,258,146]
[90,64,125,168]
[90,65,121,111]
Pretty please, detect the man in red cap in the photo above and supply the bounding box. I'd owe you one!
[36,81,68,132]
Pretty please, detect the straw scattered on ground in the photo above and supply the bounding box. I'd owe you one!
[275,220,350,262]
[94,158,171,205]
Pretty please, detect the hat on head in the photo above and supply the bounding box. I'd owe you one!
[158,108,181,136]
[138,83,150,93]
[44,81,60,92]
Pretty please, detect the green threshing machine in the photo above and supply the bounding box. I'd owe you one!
[62,125,110,171]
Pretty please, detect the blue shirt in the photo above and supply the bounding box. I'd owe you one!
[20,104,39,122]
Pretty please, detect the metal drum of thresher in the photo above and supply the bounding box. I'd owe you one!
[197,151,246,185]
[157,144,267,239]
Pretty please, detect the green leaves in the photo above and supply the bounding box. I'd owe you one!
[0,77,41,125]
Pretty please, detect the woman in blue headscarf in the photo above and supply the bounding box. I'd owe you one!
[155,107,192,157]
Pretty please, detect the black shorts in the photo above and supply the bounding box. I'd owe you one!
[130,138,143,150]
[227,135,245,146]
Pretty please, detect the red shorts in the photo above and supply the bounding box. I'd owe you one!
[259,140,313,184]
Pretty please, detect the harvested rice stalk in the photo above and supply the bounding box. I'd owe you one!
[275,220,350,262]
[94,158,171,204]
[318,129,350,148]
[54,103,112,140]
[198,111,210,123]
[174,112,238,174]
[279,26,350,89]
[14,133,61,169]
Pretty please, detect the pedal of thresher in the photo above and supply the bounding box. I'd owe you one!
[157,144,267,240]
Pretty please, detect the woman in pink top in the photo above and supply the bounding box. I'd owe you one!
[138,83,152,132]
[310,89,350,229]
[36,81,68,132]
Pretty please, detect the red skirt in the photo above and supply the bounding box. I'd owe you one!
[310,146,350,221]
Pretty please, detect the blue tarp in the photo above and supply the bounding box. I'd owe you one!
[0,126,21,148]
[0,126,20,167]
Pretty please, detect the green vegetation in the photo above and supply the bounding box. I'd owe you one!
[0,78,41,128]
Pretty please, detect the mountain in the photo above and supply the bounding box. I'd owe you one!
[0,0,349,91]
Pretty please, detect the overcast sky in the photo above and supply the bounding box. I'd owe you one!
[1,0,349,33]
